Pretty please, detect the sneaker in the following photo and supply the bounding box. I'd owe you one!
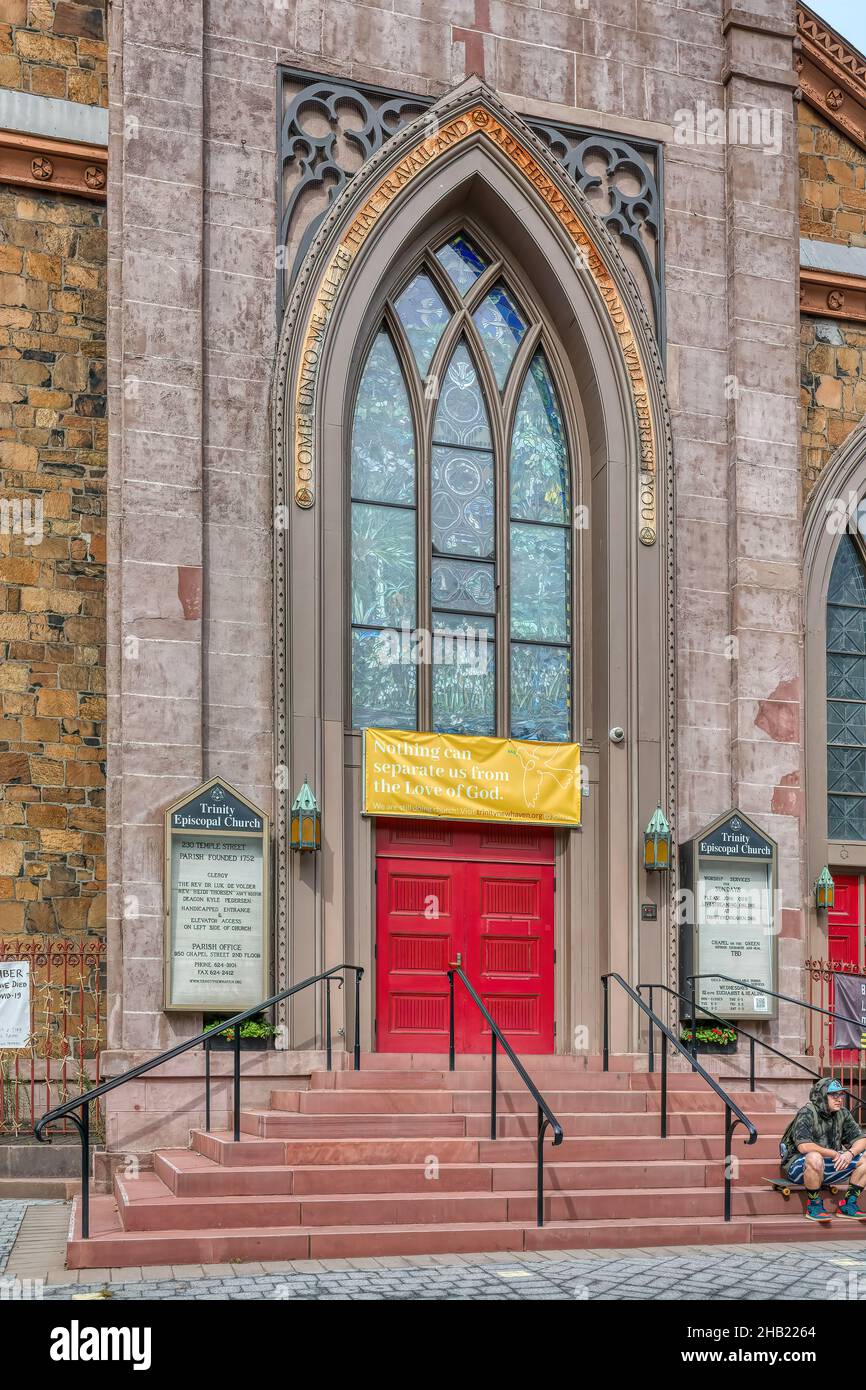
[836,1194,866,1219]
[806,1196,830,1221]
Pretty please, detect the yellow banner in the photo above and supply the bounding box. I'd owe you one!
[363,728,582,827]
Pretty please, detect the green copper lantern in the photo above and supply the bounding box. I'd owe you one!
[290,778,321,853]
[643,804,672,872]
[815,865,835,912]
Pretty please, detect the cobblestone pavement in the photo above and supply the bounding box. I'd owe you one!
[3,1199,866,1300]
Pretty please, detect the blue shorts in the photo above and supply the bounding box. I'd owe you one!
[786,1154,859,1185]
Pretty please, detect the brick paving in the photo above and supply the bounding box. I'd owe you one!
[3,1201,866,1299]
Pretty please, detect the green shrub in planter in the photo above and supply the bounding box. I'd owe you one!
[204,1015,279,1046]
[679,1023,737,1053]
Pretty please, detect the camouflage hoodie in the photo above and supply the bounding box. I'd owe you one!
[780,1077,864,1173]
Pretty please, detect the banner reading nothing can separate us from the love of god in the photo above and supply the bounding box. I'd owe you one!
[362,727,582,828]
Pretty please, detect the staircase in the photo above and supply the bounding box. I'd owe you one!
[66,1054,861,1269]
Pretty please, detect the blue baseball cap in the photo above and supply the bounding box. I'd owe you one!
[827,1080,846,1094]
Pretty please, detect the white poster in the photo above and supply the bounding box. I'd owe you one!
[168,835,265,1009]
[0,961,30,1048]
[697,860,774,1017]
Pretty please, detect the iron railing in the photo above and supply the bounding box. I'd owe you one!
[446,965,563,1227]
[602,972,757,1221]
[682,971,866,1116]
[35,964,363,1240]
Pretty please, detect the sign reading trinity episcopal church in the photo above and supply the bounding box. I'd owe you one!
[680,810,778,1021]
[362,728,582,827]
[164,778,269,1012]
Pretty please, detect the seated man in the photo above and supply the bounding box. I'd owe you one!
[781,1077,866,1221]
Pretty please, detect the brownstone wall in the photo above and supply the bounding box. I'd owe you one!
[0,185,106,936]
[799,100,866,496]
[0,0,106,105]
[0,0,107,940]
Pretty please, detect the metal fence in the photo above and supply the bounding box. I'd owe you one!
[0,937,105,1137]
[804,956,866,1099]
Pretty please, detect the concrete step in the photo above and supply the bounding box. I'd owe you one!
[66,1194,866,1270]
[310,1068,720,1092]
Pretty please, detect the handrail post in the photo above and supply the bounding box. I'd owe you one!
[79,1102,89,1241]
[647,985,654,1074]
[205,1037,211,1133]
[660,1030,667,1139]
[537,1108,546,1228]
[749,1036,755,1092]
[490,1032,497,1141]
[602,974,609,1072]
[448,969,455,1072]
[233,1027,241,1142]
[689,976,697,1071]
[353,968,361,1071]
[724,1106,732,1222]
[325,977,333,1072]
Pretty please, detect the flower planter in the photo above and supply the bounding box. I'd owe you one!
[688,1040,737,1055]
[205,1036,271,1051]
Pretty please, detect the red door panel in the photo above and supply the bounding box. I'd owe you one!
[828,873,860,1062]
[463,861,554,1054]
[375,821,555,1054]
[375,857,459,1052]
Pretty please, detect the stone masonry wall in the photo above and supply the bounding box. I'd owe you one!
[0,0,107,941]
[0,0,106,105]
[799,100,866,498]
[0,187,107,937]
[107,0,804,1068]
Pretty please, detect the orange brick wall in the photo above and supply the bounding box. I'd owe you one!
[0,0,106,105]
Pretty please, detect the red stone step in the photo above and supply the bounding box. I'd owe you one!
[66,1195,866,1270]
[239,1110,470,1139]
[310,1068,720,1092]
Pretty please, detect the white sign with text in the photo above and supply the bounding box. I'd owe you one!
[0,961,30,1048]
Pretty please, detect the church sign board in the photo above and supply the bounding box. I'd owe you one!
[164,778,270,1012]
[679,809,778,1021]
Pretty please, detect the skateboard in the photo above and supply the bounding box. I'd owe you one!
[765,1177,840,1199]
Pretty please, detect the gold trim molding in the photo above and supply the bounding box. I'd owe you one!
[292,105,658,546]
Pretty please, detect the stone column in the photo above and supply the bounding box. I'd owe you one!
[107,0,205,1058]
[722,5,804,1050]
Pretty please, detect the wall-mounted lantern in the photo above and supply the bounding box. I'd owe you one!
[290,778,321,853]
[643,804,672,872]
[815,865,835,912]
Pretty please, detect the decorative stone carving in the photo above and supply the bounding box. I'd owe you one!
[278,69,664,340]
[31,156,53,179]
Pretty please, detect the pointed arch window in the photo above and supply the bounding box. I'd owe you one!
[828,531,866,839]
[350,230,573,741]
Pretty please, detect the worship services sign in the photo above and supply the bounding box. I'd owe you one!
[833,972,866,1050]
[164,778,270,1012]
[0,960,30,1047]
[362,728,582,827]
[680,809,778,1020]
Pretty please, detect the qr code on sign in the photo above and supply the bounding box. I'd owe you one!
[753,995,768,1012]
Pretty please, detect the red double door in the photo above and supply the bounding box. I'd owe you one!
[828,873,863,1063]
[375,818,555,1054]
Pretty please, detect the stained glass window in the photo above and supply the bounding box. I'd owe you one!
[473,283,526,390]
[394,273,450,376]
[435,233,488,295]
[350,331,417,729]
[828,534,866,839]
[508,351,571,740]
[349,236,573,744]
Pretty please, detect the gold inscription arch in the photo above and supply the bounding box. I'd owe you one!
[292,106,658,545]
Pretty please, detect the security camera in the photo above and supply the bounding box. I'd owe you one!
[609,726,625,744]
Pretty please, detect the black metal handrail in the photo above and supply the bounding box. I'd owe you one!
[682,971,866,1115]
[447,966,563,1227]
[641,980,823,1094]
[602,972,757,1221]
[35,964,364,1240]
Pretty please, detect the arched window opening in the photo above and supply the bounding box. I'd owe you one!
[828,532,866,840]
[350,229,573,741]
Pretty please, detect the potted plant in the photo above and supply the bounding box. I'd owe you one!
[679,1023,738,1055]
[203,1015,279,1051]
